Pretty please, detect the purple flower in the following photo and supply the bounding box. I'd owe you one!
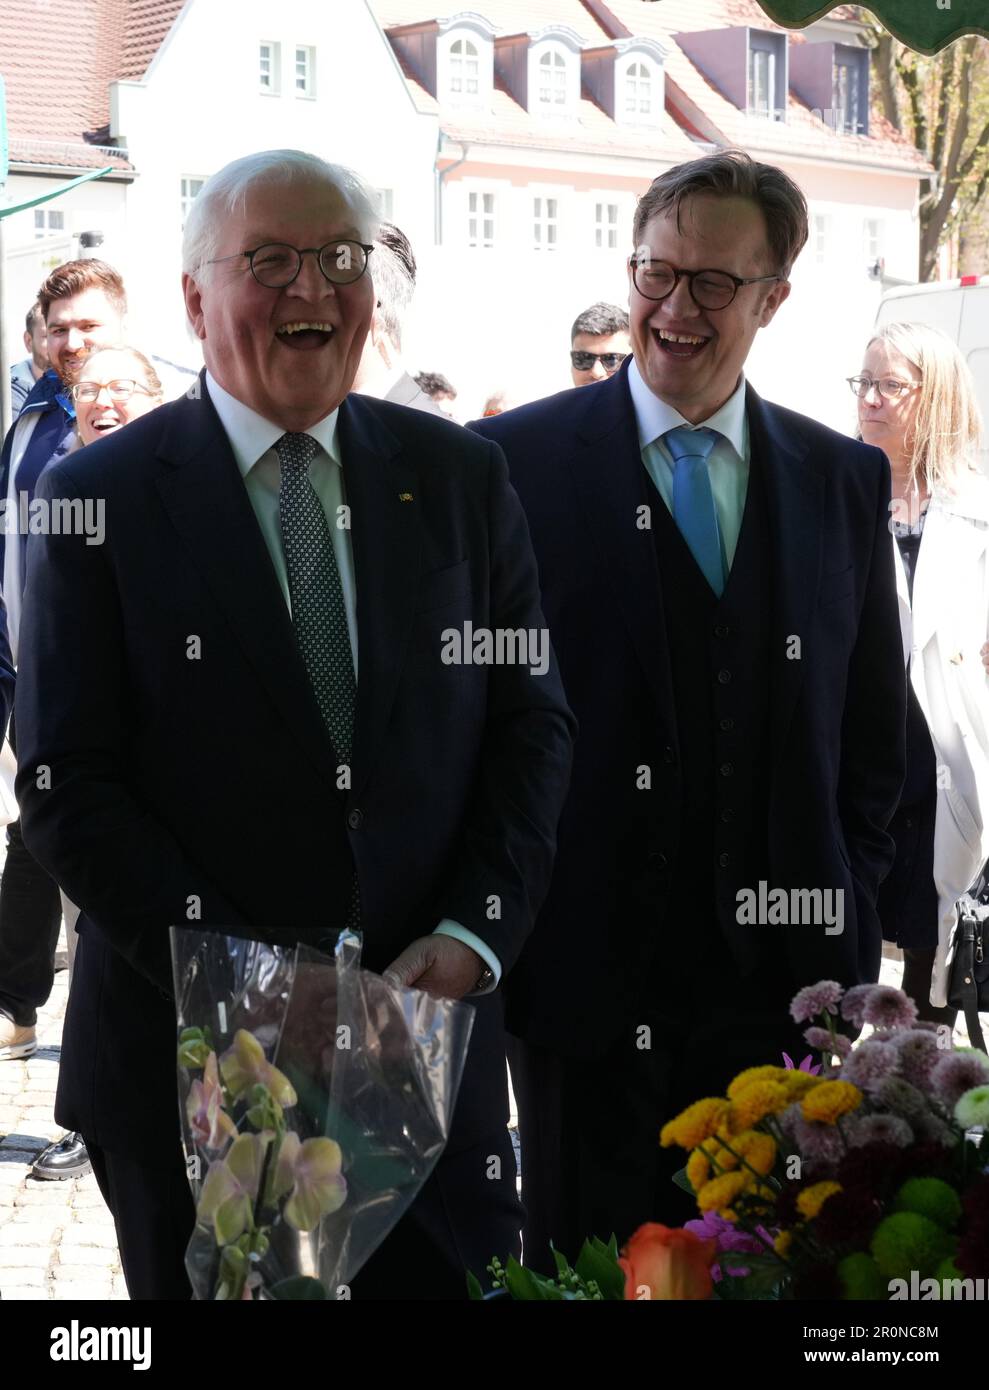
[861,985,917,1031]
[792,1113,846,1170]
[790,981,844,1025]
[873,1075,930,1121]
[839,984,876,1028]
[840,1039,900,1092]
[782,1052,822,1075]
[890,1029,943,1090]
[803,1026,851,1058]
[683,1211,775,1281]
[929,1051,989,1110]
[846,1113,913,1148]
[912,1111,959,1148]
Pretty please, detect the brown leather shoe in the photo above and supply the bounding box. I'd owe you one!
[0,1015,37,1061]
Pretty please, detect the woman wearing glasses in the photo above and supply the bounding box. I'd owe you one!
[72,347,165,446]
[850,321,989,1024]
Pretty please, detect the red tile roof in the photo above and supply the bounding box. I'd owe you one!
[1,0,185,169]
[370,0,931,175]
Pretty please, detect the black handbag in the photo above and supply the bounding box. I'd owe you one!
[947,870,989,1053]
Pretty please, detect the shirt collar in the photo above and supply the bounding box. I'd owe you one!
[204,370,340,478]
[626,357,747,462]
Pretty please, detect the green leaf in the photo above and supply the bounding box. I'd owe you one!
[466,1269,484,1301]
[503,1256,558,1301]
[574,1240,626,1301]
[268,1276,329,1300]
[672,1165,696,1194]
[550,1244,573,1281]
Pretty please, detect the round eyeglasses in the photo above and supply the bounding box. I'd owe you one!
[847,376,921,401]
[630,256,781,310]
[71,378,155,404]
[207,240,375,289]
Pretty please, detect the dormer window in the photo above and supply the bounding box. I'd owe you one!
[789,40,869,137]
[748,33,786,121]
[450,37,479,97]
[538,49,568,107]
[675,27,786,124]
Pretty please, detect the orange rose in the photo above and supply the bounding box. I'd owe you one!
[619,1223,717,1301]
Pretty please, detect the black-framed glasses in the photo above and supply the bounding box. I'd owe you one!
[207,240,375,288]
[71,378,154,403]
[629,256,782,310]
[847,375,921,401]
[570,350,628,372]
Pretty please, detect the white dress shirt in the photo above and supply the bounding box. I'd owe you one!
[204,373,500,989]
[627,358,750,569]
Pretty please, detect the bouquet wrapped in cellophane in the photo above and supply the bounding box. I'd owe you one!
[170,927,473,1300]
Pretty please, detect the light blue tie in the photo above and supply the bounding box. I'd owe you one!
[663,426,725,596]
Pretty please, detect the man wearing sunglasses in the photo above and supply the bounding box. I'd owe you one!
[569,302,630,387]
[471,150,905,1272]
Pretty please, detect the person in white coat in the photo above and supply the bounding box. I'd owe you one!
[852,321,989,1022]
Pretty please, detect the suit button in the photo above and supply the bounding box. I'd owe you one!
[714,624,729,638]
[719,762,734,777]
[649,851,669,869]
[663,746,676,764]
[347,809,364,830]
[718,852,730,868]
[720,717,734,731]
[721,809,735,823]
[717,669,732,684]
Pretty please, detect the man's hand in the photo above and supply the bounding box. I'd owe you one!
[383,935,485,1000]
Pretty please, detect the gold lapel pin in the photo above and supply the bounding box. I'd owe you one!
[399,492,414,502]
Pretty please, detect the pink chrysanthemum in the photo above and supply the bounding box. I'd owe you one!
[792,1113,846,1170]
[874,1076,930,1121]
[804,1025,851,1058]
[846,1113,913,1149]
[839,984,876,1028]
[840,1039,900,1092]
[929,1051,989,1110]
[889,1029,943,1090]
[861,985,917,1031]
[790,981,844,1025]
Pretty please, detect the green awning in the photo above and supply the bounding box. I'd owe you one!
[755,2,986,54]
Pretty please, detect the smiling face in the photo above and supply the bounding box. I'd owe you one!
[45,285,125,384]
[75,349,162,446]
[857,340,923,469]
[628,194,790,423]
[183,175,375,431]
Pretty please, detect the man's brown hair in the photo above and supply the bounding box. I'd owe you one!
[632,150,809,278]
[37,259,127,322]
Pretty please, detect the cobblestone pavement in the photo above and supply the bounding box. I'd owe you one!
[0,929,126,1302]
[0,930,978,1302]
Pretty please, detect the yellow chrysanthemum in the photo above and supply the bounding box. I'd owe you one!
[696,1171,747,1214]
[775,1230,794,1257]
[732,1130,777,1177]
[800,1081,863,1126]
[780,1070,824,1099]
[660,1097,730,1150]
[728,1081,791,1132]
[797,1181,843,1220]
[727,1065,787,1098]
[686,1147,712,1191]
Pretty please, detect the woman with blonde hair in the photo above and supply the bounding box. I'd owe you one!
[71,345,165,446]
[851,320,989,1024]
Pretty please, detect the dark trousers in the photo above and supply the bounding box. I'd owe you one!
[902,945,957,1029]
[88,1126,519,1301]
[507,932,808,1274]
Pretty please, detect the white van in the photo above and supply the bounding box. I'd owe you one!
[875,276,989,434]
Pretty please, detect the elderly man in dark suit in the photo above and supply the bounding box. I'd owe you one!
[471,151,906,1270]
[14,149,574,1299]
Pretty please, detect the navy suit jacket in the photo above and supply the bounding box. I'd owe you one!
[14,378,574,1155]
[0,596,14,734]
[472,364,906,1053]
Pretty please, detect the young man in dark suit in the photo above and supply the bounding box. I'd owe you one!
[14,150,574,1299]
[471,151,906,1269]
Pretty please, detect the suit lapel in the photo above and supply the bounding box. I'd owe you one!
[746,386,825,769]
[567,366,677,725]
[153,382,341,786]
[338,394,420,802]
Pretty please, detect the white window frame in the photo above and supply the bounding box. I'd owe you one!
[260,40,281,96]
[835,59,860,135]
[624,61,653,118]
[467,190,496,249]
[532,195,559,251]
[537,49,568,109]
[749,48,775,116]
[34,207,65,239]
[813,213,831,265]
[594,200,620,250]
[295,45,316,99]
[449,37,479,98]
[180,176,207,231]
[438,25,493,110]
[863,217,884,263]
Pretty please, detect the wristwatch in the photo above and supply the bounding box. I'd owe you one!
[473,965,495,993]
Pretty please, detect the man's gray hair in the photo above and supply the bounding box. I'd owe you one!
[182,150,381,279]
[633,150,809,278]
[371,223,417,351]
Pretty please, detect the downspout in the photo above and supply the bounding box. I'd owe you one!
[435,136,469,245]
